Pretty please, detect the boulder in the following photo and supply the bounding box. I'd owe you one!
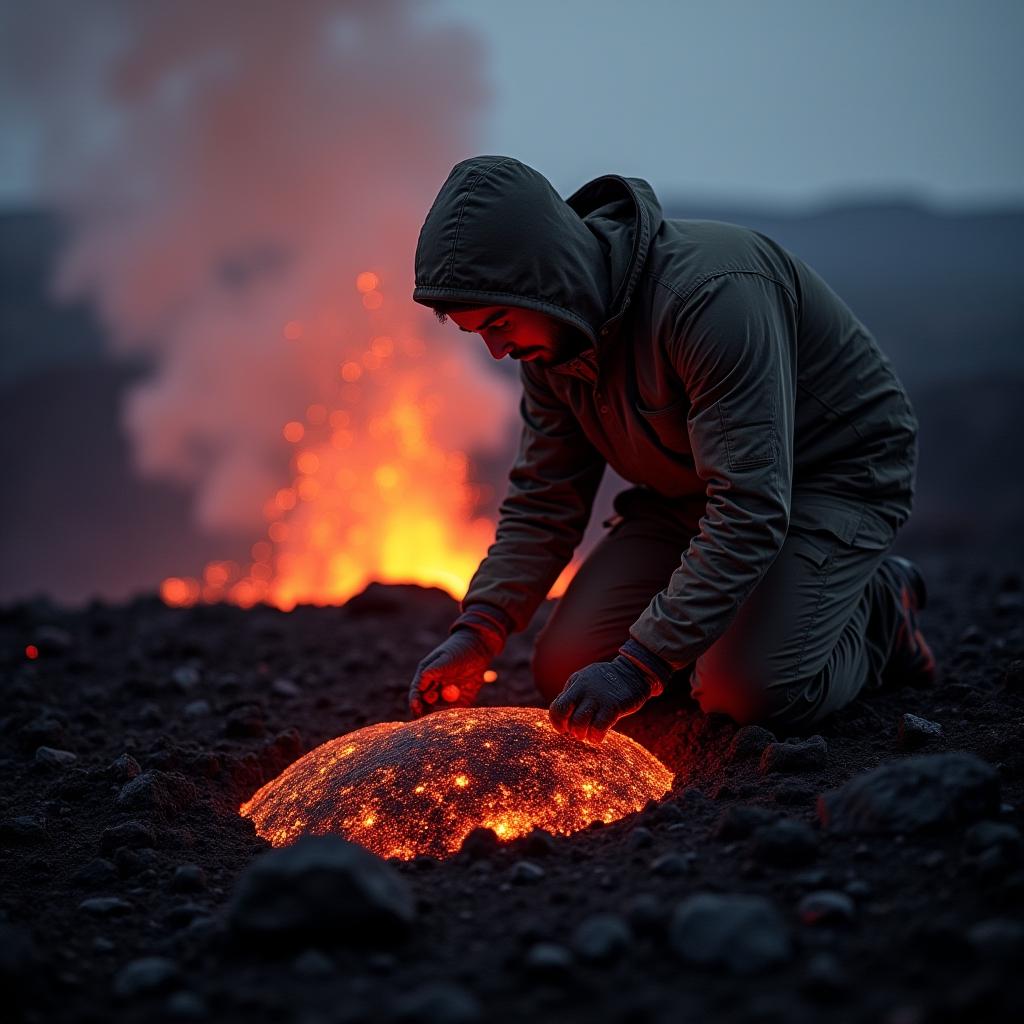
[818,753,1000,835]
[228,834,414,947]
[669,892,791,973]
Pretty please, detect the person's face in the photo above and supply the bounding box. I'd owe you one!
[447,306,584,367]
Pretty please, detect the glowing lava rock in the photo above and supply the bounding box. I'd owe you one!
[240,707,674,859]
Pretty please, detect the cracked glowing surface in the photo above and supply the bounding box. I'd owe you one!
[239,707,674,859]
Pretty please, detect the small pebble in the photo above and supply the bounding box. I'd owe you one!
[570,913,632,962]
[798,890,856,926]
[171,864,206,893]
[292,949,334,976]
[650,851,693,877]
[113,956,179,998]
[897,713,943,750]
[509,860,545,884]
[523,942,573,976]
[34,746,78,767]
[80,896,133,916]
[759,736,828,774]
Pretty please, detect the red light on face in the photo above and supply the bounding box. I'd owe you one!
[25,644,39,660]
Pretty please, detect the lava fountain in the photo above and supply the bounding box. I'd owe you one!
[240,707,674,859]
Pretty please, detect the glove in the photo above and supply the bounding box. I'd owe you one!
[408,613,506,718]
[548,653,661,744]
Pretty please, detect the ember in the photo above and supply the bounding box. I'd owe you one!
[240,707,674,859]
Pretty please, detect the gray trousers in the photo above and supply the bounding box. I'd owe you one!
[532,487,907,731]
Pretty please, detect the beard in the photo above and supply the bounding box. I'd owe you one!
[541,323,590,367]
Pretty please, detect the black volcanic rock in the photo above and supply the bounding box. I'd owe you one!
[343,582,459,621]
[106,753,141,781]
[116,771,197,820]
[0,815,46,845]
[392,982,483,1024]
[669,893,792,973]
[759,736,828,774]
[818,752,1000,835]
[1002,659,1024,691]
[750,819,819,866]
[726,725,775,763]
[112,957,179,999]
[798,890,856,926]
[100,820,157,853]
[714,806,777,841]
[897,713,944,750]
[228,835,414,947]
[459,827,501,860]
[18,715,66,752]
[571,913,632,962]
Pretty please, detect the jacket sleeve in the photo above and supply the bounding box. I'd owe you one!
[460,364,607,633]
[627,272,798,669]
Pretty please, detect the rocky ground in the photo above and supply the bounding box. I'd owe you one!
[2,549,1023,1024]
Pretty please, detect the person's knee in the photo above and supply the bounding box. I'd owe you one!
[692,657,840,732]
[690,655,791,727]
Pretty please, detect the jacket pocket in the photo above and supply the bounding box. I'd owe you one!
[637,396,691,452]
[790,527,839,570]
[717,397,776,471]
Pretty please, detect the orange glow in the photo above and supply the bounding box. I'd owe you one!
[251,541,272,562]
[204,561,231,587]
[25,644,39,660]
[483,669,498,683]
[160,576,200,607]
[162,285,506,615]
[355,271,379,293]
[275,487,297,511]
[548,559,580,599]
[240,707,674,859]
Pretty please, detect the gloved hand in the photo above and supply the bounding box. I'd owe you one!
[409,622,504,718]
[548,653,661,744]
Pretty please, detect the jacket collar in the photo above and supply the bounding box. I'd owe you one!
[565,174,662,343]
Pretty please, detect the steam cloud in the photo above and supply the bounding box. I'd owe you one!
[1,0,517,603]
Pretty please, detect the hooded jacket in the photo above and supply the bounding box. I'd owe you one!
[413,156,918,677]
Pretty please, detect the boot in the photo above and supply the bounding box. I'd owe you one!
[880,555,938,687]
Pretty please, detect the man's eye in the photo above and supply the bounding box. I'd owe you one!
[492,320,510,331]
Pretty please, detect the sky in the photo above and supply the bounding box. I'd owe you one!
[1,0,1020,209]
[430,0,1024,208]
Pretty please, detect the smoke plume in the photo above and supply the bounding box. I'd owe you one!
[1,0,517,606]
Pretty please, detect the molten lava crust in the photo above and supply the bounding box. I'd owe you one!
[240,707,674,859]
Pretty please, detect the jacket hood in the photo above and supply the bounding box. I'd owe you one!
[413,155,663,346]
